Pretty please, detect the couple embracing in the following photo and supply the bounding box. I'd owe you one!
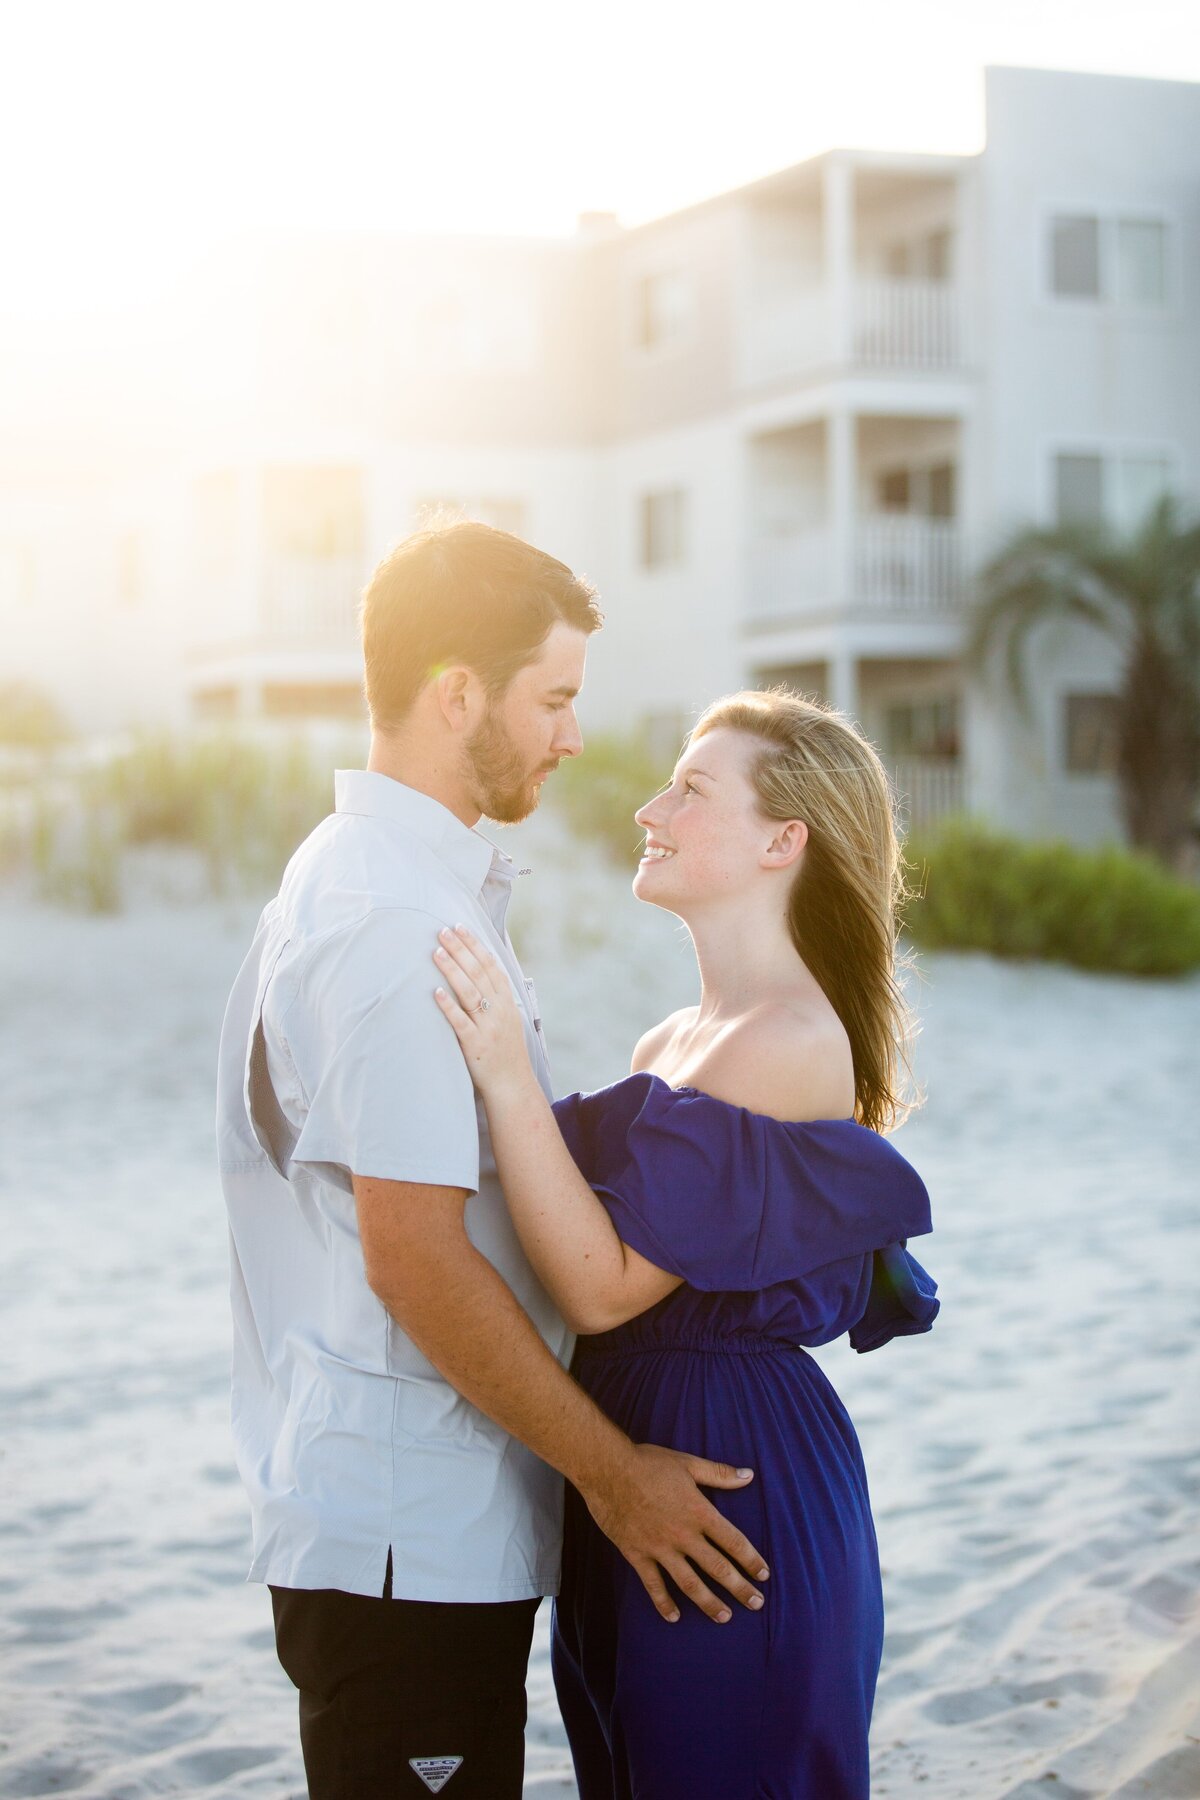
[217,521,939,1800]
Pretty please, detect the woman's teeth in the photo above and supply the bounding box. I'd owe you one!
[641,847,675,860]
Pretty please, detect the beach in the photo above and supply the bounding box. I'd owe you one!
[2,812,1199,1799]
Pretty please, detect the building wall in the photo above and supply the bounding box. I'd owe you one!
[5,65,1197,856]
[581,417,745,739]
[971,66,1200,841]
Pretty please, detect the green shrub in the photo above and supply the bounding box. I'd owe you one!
[550,732,666,864]
[11,732,339,911]
[903,822,1200,976]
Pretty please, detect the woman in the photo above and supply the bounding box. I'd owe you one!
[431,689,939,1799]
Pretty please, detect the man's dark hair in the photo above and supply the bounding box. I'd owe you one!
[361,519,603,728]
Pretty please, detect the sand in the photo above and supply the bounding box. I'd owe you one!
[2,811,1198,1798]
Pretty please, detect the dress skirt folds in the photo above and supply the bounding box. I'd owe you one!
[547,1073,940,1800]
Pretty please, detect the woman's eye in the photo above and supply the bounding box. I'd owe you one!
[685,781,701,795]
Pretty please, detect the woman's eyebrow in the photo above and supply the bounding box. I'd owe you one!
[662,766,715,790]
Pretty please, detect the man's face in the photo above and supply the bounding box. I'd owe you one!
[463,621,588,822]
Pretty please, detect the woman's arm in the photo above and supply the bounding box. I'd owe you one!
[433,926,682,1334]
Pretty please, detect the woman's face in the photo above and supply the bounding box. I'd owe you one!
[633,727,790,910]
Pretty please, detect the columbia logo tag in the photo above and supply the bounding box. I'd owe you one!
[409,1757,463,1792]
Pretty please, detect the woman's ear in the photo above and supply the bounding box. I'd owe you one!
[762,818,808,870]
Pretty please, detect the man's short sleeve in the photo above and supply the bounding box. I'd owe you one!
[278,907,481,1194]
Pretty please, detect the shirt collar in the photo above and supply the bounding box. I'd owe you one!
[334,769,509,896]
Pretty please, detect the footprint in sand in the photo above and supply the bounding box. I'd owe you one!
[924,1669,1108,1726]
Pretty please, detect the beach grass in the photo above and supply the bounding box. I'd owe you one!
[905,822,1200,977]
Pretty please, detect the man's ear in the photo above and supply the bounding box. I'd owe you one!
[762,818,808,871]
[432,665,476,733]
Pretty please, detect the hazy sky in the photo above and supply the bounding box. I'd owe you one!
[2,0,1198,315]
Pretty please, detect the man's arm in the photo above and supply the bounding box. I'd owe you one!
[354,1175,769,1625]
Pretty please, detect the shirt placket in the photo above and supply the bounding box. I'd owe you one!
[477,858,552,1090]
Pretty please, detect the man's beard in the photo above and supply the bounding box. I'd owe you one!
[464,706,546,824]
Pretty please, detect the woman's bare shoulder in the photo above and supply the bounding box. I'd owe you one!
[692,1002,855,1123]
[630,1006,698,1075]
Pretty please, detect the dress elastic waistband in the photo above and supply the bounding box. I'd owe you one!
[574,1335,801,1360]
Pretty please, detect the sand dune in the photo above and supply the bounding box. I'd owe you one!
[2,813,1197,1797]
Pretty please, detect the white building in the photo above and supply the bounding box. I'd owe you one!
[3,65,1198,843]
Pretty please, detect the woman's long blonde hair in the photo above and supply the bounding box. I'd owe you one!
[690,687,917,1134]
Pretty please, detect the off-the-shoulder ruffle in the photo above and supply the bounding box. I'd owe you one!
[551,1071,934,1299]
[849,1244,940,1353]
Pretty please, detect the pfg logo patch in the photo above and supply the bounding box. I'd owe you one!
[408,1756,463,1792]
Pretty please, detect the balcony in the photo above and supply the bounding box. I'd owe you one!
[747,517,964,625]
[854,517,962,611]
[853,281,960,370]
[742,279,962,387]
[892,757,964,830]
[259,555,363,643]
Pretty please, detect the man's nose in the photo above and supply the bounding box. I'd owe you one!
[556,711,584,758]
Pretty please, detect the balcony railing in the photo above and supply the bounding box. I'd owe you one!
[746,518,962,621]
[854,517,962,612]
[742,278,961,384]
[853,281,960,370]
[892,757,965,830]
[259,555,363,641]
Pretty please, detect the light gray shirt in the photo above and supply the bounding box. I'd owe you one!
[217,769,570,1601]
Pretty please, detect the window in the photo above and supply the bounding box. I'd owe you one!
[639,490,687,570]
[875,465,957,519]
[634,270,693,352]
[927,463,956,520]
[1054,450,1174,532]
[1115,456,1171,531]
[0,537,37,609]
[1054,454,1105,527]
[1050,215,1101,298]
[883,230,953,281]
[194,685,239,722]
[263,467,364,560]
[878,469,911,512]
[885,696,960,760]
[262,682,365,720]
[1048,213,1168,305]
[1116,219,1166,306]
[925,229,952,281]
[116,532,143,608]
[1063,693,1119,775]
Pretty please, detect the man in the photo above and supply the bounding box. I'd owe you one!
[217,522,768,1799]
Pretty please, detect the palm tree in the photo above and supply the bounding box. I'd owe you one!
[967,495,1200,871]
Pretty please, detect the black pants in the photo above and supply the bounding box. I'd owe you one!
[270,1563,540,1799]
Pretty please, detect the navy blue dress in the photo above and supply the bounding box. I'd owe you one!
[548,1073,939,1800]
